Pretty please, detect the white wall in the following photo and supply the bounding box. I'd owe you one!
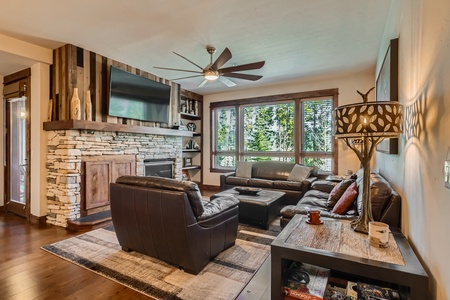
[375,1,450,299]
[202,70,375,186]
[30,63,50,217]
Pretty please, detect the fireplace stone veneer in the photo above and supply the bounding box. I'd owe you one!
[46,130,183,227]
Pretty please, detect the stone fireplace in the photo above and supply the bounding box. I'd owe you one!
[45,128,185,227]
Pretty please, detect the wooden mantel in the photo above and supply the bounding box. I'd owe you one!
[43,120,194,137]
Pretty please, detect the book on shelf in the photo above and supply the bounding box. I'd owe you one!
[357,282,400,300]
[323,277,347,300]
[346,281,358,300]
[283,262,330,300]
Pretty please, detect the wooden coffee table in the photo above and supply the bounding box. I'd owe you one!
[271,215,429,300]
[211,188,285,229]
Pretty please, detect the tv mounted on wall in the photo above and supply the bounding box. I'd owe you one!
[108,66,171,123]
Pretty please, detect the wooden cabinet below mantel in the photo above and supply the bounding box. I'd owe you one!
[81,155,135,216]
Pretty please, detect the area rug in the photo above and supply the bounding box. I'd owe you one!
[42,221,281,300]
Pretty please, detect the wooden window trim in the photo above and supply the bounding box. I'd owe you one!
[210,88,339,173]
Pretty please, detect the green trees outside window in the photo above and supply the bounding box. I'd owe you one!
[211,90,337,173]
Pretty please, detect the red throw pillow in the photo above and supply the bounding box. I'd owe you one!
[327,179,354,208]
[332,182,358,215]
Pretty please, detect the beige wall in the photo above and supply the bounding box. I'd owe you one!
[0,34,52,217]
[0,76,3,207]
[375,1,450,299]
[202,70,375,186]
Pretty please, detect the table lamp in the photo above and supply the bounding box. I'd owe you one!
[333,88,403,233]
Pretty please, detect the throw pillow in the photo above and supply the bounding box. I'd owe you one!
[236,161,253,178]
[310,165,319,177]
[332,182,358,215]
[326,178,354,208]
[288,164,313,182]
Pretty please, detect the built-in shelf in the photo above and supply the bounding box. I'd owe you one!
[182,149,201,153]
[180,113,201,120]
[182,165,201,170]
[43,120,194,137]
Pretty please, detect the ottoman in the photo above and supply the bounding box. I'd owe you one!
[211,188,286,229]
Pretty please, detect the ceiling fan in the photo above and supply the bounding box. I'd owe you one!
[154,46,265,87]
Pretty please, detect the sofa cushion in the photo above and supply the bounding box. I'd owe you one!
[356,173,393,221]
[332,182,358,214]
[297,190,329,208]
[249,178,274,188]
[327,179,354,208]
[198,196,239,221]
[280,203,357,220]
[115,175,205,217]
[311,180,337,194]
[251,161,296,180]
[288,164,313,182]
[273,180,303,191]
[225,176,250,186]
[236,161,253,178]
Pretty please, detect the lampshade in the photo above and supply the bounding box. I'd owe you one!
[333,101,403,138]
[204,70,219,81]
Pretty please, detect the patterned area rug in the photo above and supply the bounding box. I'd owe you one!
[42,221,281,300]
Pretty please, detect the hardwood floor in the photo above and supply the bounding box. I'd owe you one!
[0,186,271,300]
[0,212,151,300]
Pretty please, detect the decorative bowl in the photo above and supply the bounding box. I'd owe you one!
[234,187,261,195]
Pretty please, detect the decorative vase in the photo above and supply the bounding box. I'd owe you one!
[85,90,92,121]
[47,98,53,121]
[71,88,81,120]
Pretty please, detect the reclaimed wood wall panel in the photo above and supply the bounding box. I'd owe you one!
[50,43,190,128]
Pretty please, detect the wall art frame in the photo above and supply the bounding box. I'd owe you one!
[376,38,399,154]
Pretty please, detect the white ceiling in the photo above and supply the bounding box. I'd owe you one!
[0,0,391,95]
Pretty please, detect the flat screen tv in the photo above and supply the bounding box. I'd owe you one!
[108,66,171,123]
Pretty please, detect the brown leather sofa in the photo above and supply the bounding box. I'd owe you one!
[220,161,317,205]
[110,175,239,275]
[280,170,401,228]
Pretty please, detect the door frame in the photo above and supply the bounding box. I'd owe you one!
[3,69,31,218]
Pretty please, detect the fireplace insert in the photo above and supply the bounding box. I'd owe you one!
[144,159,175,178]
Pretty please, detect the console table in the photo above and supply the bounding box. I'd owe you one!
[271,215,429,300]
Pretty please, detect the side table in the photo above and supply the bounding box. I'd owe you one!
[271,215,429,300]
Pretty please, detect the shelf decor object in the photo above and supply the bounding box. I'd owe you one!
[70,87,81,120]
[333,88,403,233]
[85,89,92,121]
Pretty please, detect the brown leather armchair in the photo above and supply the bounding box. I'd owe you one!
[110,175,239,275]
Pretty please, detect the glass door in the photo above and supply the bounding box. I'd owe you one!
[5,96,28,217]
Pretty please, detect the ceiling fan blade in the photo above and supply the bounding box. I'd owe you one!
[198,79,208,87]
[211,48,232,71]
[173,51,204,70]
[154,66,203,74]
[171,75,204,80]
[219,76,236,87]
[219,61,265,73]
[222,73,262,81]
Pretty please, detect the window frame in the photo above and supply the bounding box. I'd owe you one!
[210,88,339,174]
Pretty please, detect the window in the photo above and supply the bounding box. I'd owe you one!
[301,97,334,172]
[213,106,236,168]
[243,102,295,162]
[211,89,338,173]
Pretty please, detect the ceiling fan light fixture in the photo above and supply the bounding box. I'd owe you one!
[204,70,219,81]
